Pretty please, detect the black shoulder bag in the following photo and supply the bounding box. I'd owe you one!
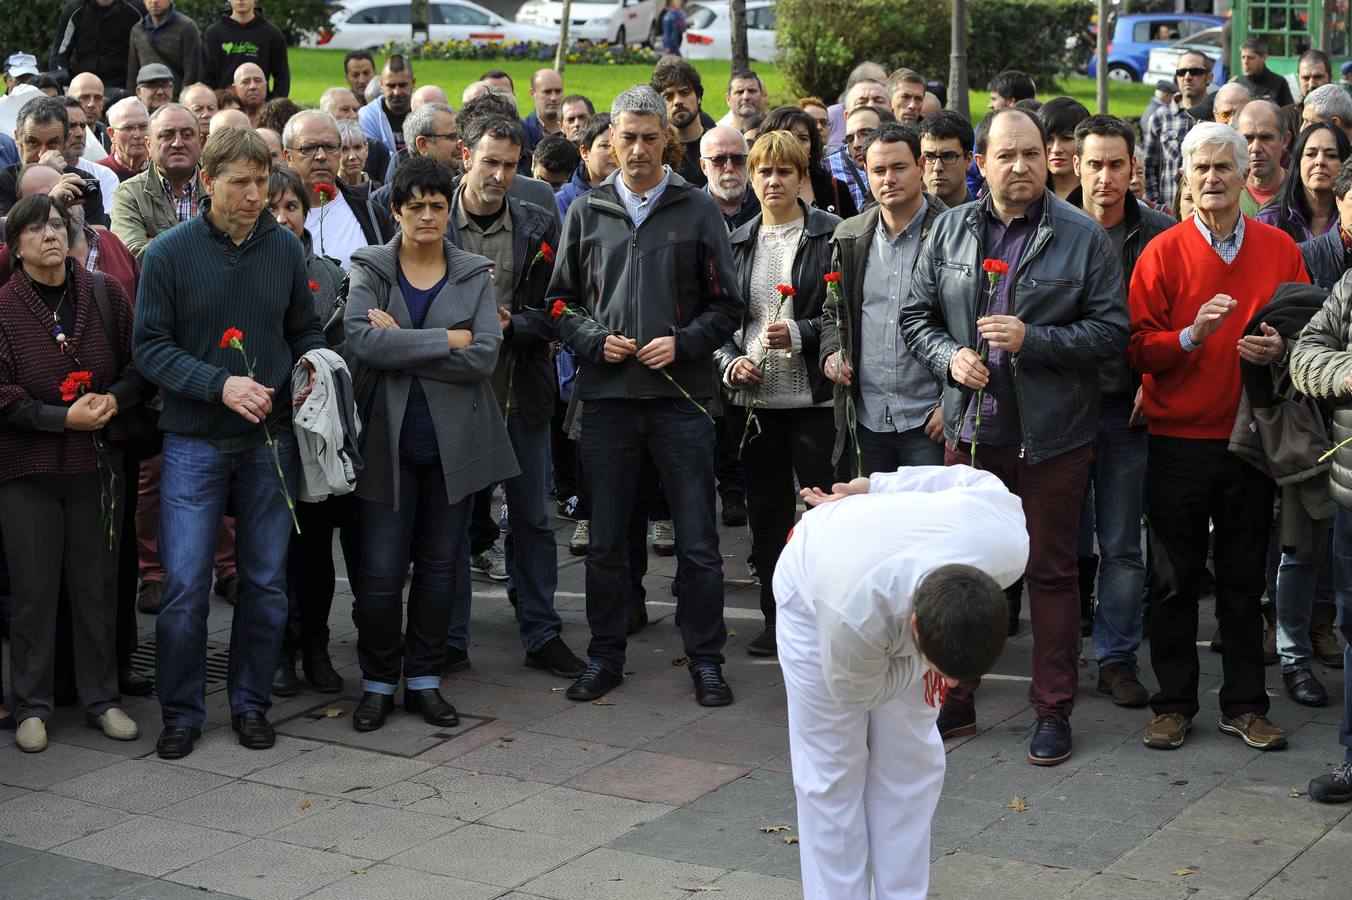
[90,272,163,460]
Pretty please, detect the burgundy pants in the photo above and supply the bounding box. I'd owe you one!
[944,440,1093,719]
[136,455,237,583]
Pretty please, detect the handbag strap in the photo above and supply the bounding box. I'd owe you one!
[89,270,125,372]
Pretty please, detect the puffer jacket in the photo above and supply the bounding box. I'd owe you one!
[819,196,946,465]
[1300,229,1345,290]
[548,169,744,402]
[1290,274,1352,510]
[445,184,560,426]
[899,190,1128,465]
[714,201,841,403]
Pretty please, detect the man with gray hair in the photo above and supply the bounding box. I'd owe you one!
[1210,82,1251,124]
[101,96,152,182]
[111,102,204,260]
[549,85,744,707]
[320,87,360,121]
[1128,120,1307,754]
[1302,83,1352,143]
[698,124,757,230]
[378,100,461,186]
[0,94,110,225]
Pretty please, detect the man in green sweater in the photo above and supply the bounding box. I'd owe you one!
[199,0,289,98]
[127,0,200,95]
[132,127,324,761]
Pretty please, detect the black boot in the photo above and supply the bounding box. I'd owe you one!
[353,692,394,732]
[1078,554,1099,637]
[272,654,300,697]
[302,653,344,694]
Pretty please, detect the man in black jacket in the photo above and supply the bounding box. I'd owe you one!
[1066,115,1173,710]
[50,0,145,89]
[1235,38,1294,107]
[199,0,289,97]
[550,86,744,707]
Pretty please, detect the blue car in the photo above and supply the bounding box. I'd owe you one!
[1088,12,1225,82]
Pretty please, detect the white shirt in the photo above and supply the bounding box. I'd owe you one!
[81,126,106,164]
[74,157,118,205]
[773,465,1029,710]
[305,190,366,270]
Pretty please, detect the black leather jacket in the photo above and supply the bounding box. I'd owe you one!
[714,202,841,403]
[900,190,1128,464]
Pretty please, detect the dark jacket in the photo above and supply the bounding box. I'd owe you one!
[712,186,761,232]
[445,185,560,426]
[126,7,200,93]
[199,8,290,96]
[555,164,592,220]
[808,166,858,219]
[50,0,145,88]
[819,196,947,465]
[1236,68,1294,107]
[548,169,744,402]
[336,178,397,248]
[0,162,110,227]
[1065,186,1174,399]
[343,237,519,507]
[520,110,554,155]
[900,190,1129,464]
[1301,229,1346,290]
[715,201,841,405]
[1287,281,1352,509]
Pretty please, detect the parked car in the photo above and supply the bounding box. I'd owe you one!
[306,0,559,49]
[1088,11,1224,82]
[1144,26,1229,90]
[682,1,777,62]
[515,0,662,46]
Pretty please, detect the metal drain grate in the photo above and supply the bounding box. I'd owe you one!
[126,638,232,695]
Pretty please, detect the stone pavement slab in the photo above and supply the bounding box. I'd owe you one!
[302,863,502,900]
[564,749,751,805]
[264,799,462,859]
[48,759,233,815]
[1104,828,1302,896]
[1253,847,1352,900]
[245,744,432,799]
[446,728,626,784]
[386,822,593,887]
[157,733,319,779]
[359,766,548,821]
[0,851,160,899]
[0,790,133,850]
[0,740,125,790]
[481,785,674,841]
[517,847,727,900]
[55,815,249,878]
[927,851,1092,899]
[165,838,372,900]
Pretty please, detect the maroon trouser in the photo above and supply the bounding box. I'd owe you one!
[136,455,237,583]
[944,440,1093,719]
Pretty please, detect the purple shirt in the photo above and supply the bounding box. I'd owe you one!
[961,194,1043,446]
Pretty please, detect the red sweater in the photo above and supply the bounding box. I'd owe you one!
[1127,216,1308,439]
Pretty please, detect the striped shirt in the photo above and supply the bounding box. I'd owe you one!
[1142,99,1198,211]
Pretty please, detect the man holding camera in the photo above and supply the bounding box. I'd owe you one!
[0,95,110,225]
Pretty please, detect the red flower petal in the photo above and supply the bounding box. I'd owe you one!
[550,300,567,319]
[823,272,841,283]
[541,241,554,264]
[220,327,244,349]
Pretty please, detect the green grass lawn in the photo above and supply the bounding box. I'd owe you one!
[289,48,1157,122]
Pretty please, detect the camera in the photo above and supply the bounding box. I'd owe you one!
[80,178,99,199]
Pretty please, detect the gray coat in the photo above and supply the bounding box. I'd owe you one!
[343,236,519,508]
[1291,274,1352,510]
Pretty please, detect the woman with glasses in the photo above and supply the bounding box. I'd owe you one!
[342,157,517,732]
[1258,122,1352,243]
[716,131,841,658]
[762,106,858,218]
[0,195,150,752]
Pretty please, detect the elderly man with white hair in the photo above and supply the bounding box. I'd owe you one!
[1128,121,1308,754]
[699,125,758,230]
[1302,83,1352,143]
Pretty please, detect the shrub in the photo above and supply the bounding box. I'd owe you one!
[9,0,69,67]
[967,0,1095,90]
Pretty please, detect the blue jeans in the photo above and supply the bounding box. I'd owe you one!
[1077,404,1147,667]
[857,423,943,476]
[581,398,726,670]
[357,463,472,693]
[1330,506,1352,762]
[156,432,298,727]
[1276,520,1334,672]
[503,414,563,652]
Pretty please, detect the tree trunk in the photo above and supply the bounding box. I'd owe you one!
[1096,0,1109,114]
[949,0,969,119]
[554,0,573,73]
[731,0,749,73]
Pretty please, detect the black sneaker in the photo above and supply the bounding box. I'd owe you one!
[525,637,587,678]
[1310,761,1352,803]
[566,661,624,701]
[691,663,733,707]
[721,494,748,526]
[936,702,976,739]
[746,625,776,657]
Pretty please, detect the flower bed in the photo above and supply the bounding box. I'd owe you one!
[383,40,661,66]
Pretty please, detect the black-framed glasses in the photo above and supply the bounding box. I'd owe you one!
[292,142,340,157]
[428,132,459,142]
[702,153,747,168]
[922,150,962,166]
[1175,67,1208,77]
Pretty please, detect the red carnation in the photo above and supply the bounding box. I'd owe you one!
[309,280,319,292]
[776,284,796,297]
[982,259,1010,276]
[550,300,568,319]
[314,182,336,201]
[541,241,554,264]
[60,370,92,402]
[220,327,244,349]
[823,272,841,283]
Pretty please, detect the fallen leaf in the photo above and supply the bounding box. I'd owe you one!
[1172,867,1197,877]
[671,656,690,666]
[501,736,514,742]
[350,867,366,876]
[728,628,738,637]
[550,686,566,692]
[782,834,799,844]
[468,770,480,776]
[1005,795,1030,812]
[1290,788,1306,797]
[593,697,615,706]
[298,800,312,811]
[759,824,792,833]
[323,707,344,718]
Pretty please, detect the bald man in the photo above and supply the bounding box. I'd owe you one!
[523,67,564,152]
[232,62,267,126]
[179,83,219,136]
[68,72,111,159]
[1211,82,1252,124]
[462,81,517,111]
[699,125,758,230]
[209,108,251,134]
[411,85,449,109]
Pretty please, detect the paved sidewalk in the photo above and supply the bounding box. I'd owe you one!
[0,507,1348,899]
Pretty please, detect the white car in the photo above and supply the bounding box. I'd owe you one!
[515,0,661,46]
[306,0,559,50]
[1142,26,1228,87]
[682,1,777,61]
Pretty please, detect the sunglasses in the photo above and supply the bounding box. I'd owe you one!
[702,154,747,168]
[1175,67,1208,78]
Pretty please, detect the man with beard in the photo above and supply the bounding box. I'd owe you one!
[720,70,768,133]
[521,67,564,154]
[283,110,394,270]
[232,62,267,128]
[359,55,414,155]
[651,56,710,187]
[344,50,375,108]
[699,125,758,230]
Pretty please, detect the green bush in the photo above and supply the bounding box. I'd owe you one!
[9,0,69,65]
[776,0,1094,101]
[177,0,333,45]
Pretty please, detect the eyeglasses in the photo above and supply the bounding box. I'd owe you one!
[292,142,341,158]
[1175,67,1208,78]
[702,154,747,168]
[427,132,459,142]
[114,122,149,133]
[23,217,67,236]
[922,150,963,166]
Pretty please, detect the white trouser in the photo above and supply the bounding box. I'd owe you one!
[777,583,946,900]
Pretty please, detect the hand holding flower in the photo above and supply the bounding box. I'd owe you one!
[761,321,792,351]
[636,335,677,370]
[222,376,275,423]
[977,314,1026,353]
[65,391,114,431]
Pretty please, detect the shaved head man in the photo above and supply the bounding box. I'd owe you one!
[232,62,267,125]
[524,67,564,151]
[1234,99,1290,215]
[180,83,219,135]
[411,85,449,109]
[209,108,250,134]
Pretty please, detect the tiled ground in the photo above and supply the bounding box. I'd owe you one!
[1,505,1349,899]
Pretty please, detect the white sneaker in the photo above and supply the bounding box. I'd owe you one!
[652,520,676,556]
[89,708,139,741]
[569,520,590,556]
[16,717,47,753]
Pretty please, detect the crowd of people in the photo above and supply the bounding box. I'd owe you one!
[4,11,1352,895]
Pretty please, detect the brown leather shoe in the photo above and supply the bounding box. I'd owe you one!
[1311,604,1344,668]
[1097,662,1148,707]
[1219,712,1287,751]
[1143,713,1191,749]
[1262,604,1278,665]
[136,580,163,615]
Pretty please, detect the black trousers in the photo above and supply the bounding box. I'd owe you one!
[1146,436,1273,720]
[728,405,836,619]
[283,495,353,660]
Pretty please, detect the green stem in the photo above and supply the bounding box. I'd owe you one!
[237,344,301,534]
[737,293,792,456]
[1319,432,1352,464]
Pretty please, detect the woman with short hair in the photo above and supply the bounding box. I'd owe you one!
[762,106,859,218]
